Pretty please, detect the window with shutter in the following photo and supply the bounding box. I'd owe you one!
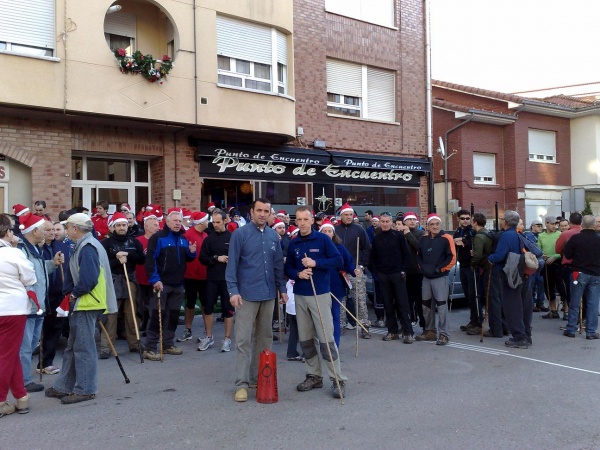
[325,0,394,28]
[104,12,136,53]
[528,129,556,163]
[473,153,496,184]
[216,16,288,96]
[0,0,55,57]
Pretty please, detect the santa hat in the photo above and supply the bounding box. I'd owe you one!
[146,204,163,220]
[207,202,216,211]
[56,293,70,317]
[272,219,285,229]
[27,291,43,315]
[426,213,441,224]
[287,225,299,237]
[276,209,287,217]
[319,219,335,232]
[227,222,239,233]
[108,212,128,227]
[143,210,158,221]
[167,207,183,217]
[371,216,380,222]
[181,208,191,219]
[12,204,30,217]
[120,203,132,212]
[403,211,418,222]
[339,203,353,215]
[191,211,209,225]
[18,213,45,235]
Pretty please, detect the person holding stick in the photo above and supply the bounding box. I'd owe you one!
[470,213,495,337]
[100,212,145,359]
[285,207,347,398]
[226,199,287,403]
[45,213,117,404]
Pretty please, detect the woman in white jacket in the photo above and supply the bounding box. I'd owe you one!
[0,214,37,418]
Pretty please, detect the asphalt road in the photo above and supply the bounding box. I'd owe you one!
[5,305,600,450]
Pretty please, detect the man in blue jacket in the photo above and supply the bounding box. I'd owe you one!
[285,206,346,398]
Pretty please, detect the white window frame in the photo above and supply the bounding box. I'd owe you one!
[528,129,557,163]
[0,0,56,59]
[473,152,496,185]
[325,0,395,28]
[327,59,396,123]
[216,16,288,96]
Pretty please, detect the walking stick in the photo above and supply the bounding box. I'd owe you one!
[330,293,370,334]
[38,326,43,382]
[305,254,344,404]
[480,267,492,343]
[277,292,282,342]
[473,269,480,327]
[156,289,163,362]
[355,237,360,357]
[98,319,130,383]
[579,298,583,335]
[123,262,144,364]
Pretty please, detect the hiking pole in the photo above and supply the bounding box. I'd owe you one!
[123,262,144,364]
[38,326,43,382]
[355,237,360,357]
[305,254,344,405]
[277,292,282,343]
[480,267,491,342]
[330,293,370,334]
[449,265,456,312]
[579,297,583,335]
[156,289,163,362]
[473,269,480,331]
[98,319,130,384]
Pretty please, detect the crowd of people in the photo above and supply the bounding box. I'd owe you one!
[2,198,600,415]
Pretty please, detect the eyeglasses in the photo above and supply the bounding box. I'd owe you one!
[459,217,470,220]
[380,212,392,218]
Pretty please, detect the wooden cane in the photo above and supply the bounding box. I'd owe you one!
[480,267,492,343]
[277,293,282,342]
[98,319,130,383]
[579,297,583,335]
[156,289,163,362]
[123,262,144,364]
[305,254,344,405]
[38,326,43,382]
[331,293,370,334]
[355,237,360,357]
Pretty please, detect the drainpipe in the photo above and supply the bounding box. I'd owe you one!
[424,0,434,212]
[193,0,198,125]
[444,113,474,229]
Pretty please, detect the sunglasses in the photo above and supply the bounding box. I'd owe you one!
[459,216,470,220]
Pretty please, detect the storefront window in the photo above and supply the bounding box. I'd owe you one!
[87,158,131,182]
[262,182,307,206]
[72,157,83,180]
[335,185,418,214]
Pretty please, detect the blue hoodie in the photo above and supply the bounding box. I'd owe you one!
[285,230,343,296]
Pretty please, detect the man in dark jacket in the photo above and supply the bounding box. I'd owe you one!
[100,212,145,358]
[416,213,456,345]
[400,212,425,330]
[453,209,479,335]
[144,209,196,361]
[369,212,413,343]
[335,203,371,337]
[563,215,600,339]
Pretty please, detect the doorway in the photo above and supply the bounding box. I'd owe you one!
[203,179,254,219]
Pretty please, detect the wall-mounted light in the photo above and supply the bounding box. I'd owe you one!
[313,139,326,149]
[107,5,122,14]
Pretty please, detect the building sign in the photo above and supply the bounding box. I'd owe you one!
[196,143,428,187]
[0,156,8,181]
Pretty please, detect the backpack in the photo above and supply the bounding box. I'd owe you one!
[518,233,539,276]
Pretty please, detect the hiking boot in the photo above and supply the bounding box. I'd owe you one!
[436,335,449,346]
[505,338,529,348]
[563,330,576,338]
[459,323,477,332]
[373,320,386,328]
[25,382,44,393]
[361,329,372,339]
[60,393,95,405]
[563,312,569,321]
[331,380,346,399]
[176,329,192,342]
[466,327,482,336]
[45,387,68,399]
[403,334,414,344]
[163,346,183,355]
[98,351,110,360]
[15,394,29,414]
[542,311,560,319]
[483,330,503,338]
[586,333,600,340]
[415,330,437,341]
[536,304,550,312]
[0,401,15,418]
[197,336,214,351]
[296,375,323,392]
[234,388,247,402]
[527,335,533,345]
[221,338,232,352]
[143,350,162,361]
[382,333,400,341]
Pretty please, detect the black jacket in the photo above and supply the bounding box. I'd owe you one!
[335,222,371,267]
[369,229,411,275]
[563,229,600,276]
[453,225,475,265]
[199,230,231,281]
[404,227,425,274]
[417,231,456,279]
[101,232,145,277]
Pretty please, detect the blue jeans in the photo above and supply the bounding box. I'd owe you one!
[52,310,103,395]
[19,315,43,386]
[566,272,600,335]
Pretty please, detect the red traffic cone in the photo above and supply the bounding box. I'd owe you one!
[256,348,278,404]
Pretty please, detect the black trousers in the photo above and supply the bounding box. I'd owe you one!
[406,273,425,328]
[500,271,532,342]
[41,313,66,368]
[378,271,413,335]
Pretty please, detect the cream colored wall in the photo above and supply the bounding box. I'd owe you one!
[571,116,600,186]
[0,0,295,138]
[7,159,32,211]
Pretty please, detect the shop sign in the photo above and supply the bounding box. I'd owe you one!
[0,156,8,181]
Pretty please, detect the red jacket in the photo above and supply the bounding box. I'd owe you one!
[184,227,207,280]
[92,215,109,240]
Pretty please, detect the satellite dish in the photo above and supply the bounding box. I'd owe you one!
[438,136,445,157]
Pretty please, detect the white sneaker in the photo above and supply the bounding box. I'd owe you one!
[344,323,356,330]
[197,335,214,351]
[221,338,232,352]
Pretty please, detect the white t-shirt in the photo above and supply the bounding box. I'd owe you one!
[0,241,37,316]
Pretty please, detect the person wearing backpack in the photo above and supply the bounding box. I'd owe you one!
[487,210,532,349]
